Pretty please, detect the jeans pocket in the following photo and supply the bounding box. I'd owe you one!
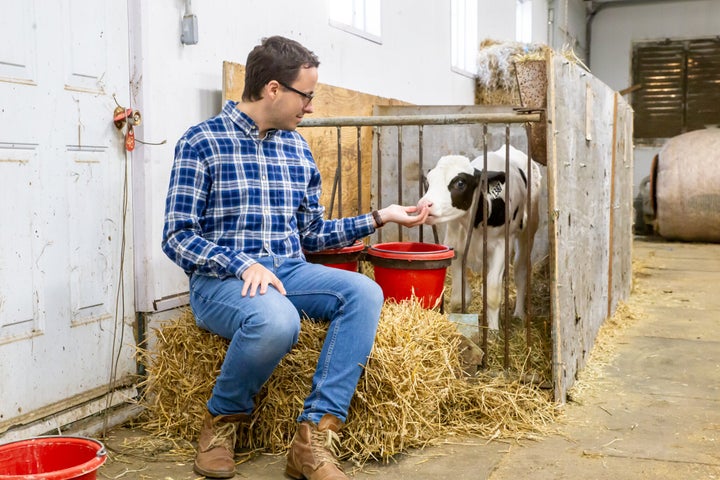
[189,274,208,329]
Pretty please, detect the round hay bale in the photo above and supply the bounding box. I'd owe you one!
[652,128,720,242]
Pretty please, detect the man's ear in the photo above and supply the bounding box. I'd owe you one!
[267,80,280,99]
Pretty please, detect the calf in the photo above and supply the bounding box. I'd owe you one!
[417,146,541,330]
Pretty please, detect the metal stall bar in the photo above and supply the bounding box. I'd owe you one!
[418,125,425,244]
[375,126,383,243]
[481,129,489,368]
[525,124,534,351]
[328,126,343,218]
[356,126,362,217]
[299,111,541,372]
[299,112,540,128]
[503,126,512,370]
[397,126,403,242]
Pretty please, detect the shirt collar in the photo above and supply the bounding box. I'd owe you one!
[223,100,277,139]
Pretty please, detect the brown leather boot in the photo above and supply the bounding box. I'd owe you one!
[193,411,250,478]
[285,414,348,480]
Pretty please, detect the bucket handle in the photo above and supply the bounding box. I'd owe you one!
[27,435,108,457]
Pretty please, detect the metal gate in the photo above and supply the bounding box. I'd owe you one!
[298,108,548,385]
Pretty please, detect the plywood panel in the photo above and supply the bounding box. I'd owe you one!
[547,55,633,401]
[609,94,634,317]
[223,61,408,217]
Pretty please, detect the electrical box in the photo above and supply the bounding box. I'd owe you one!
[181,14,198,45]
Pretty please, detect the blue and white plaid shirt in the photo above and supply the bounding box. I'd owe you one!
[162,100,375,279]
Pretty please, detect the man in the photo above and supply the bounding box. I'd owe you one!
[162,35,428,479]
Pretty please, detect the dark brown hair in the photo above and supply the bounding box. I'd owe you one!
[242,36,320,102]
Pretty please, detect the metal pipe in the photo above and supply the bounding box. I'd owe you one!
[328,127,342,218]
[356,126,362,217]
[418,125,424,244]
[375,126,383,243]
[526,124,534,350]
[584,0,699,68]
[397,126,403,242]
[503,126,511,370]
[338,126,343,217]
[480,127,489,368]
[299,112,540,128]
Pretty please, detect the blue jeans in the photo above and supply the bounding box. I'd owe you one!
[189,256,383,424]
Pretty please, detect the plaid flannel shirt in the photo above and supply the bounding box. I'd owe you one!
[162,100,375,279]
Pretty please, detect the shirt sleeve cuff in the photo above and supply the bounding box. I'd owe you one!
[358,212,377,234]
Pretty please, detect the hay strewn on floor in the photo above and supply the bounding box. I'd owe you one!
[565,255,651,403]
[445,255,553,381]
[136,298,559,466]
[566,301,643,404]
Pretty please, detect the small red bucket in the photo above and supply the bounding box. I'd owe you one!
[304,241,366,272]
[0,436,107,480]
[366,242,455,309]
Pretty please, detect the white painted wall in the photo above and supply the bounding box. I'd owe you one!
[588,0,720,194]
[130,0,529,311]
[479,0,518,41]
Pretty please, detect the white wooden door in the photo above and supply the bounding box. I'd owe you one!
[0,1,135,437]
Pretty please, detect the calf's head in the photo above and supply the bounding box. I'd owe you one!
[418,155,506,226]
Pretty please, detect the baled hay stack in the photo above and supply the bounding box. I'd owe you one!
[137,300,558,466]
[475,39,550,105]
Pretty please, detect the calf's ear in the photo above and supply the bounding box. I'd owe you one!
[472,169,506,184]
[487,171,506,183]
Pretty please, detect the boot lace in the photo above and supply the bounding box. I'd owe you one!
[208,421,237,451]
[311,428,343,468]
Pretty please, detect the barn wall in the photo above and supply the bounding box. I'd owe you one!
[547,54,633,400]
[588,0,720,194]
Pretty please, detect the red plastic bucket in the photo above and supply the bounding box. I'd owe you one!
[0,436,107,480]
[304,241,366,272]
[366,242,455,309]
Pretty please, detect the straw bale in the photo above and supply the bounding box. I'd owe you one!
[136,292,558,466]
[475,39,550,96]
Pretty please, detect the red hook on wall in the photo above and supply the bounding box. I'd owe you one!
[113,105,142,151]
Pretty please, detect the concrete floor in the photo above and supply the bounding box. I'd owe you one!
[100,237,720,479]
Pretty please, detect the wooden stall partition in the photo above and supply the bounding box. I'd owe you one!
[608,93,634,318]
[546,53,634,402]
[222,61,408,217]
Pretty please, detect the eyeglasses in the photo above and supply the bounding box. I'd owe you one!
[278,81,315,106]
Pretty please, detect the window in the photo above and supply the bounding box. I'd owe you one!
[451,0,478,75]
[632,37,720,142]
[329,0,381,43]
[516,0,532,43]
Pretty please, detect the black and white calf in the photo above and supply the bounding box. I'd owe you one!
[417,145,542,330]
